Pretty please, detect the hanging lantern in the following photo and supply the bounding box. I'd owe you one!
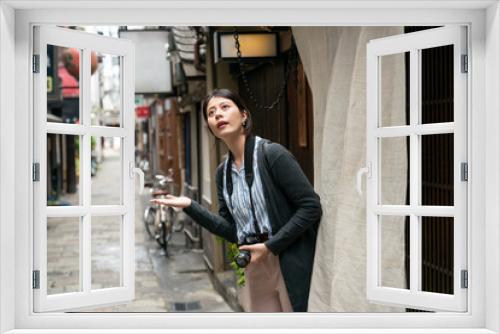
[214,31,279,62]
[61,48,98,80]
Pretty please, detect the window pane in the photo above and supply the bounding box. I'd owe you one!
[91,137,122,205]
[421,45,454,124]
[91,216,122,289]
[379,215,409,290]
[91,53,121,127]
[379,136,409,205]
[47,134,81,206]
[421,216,454,295]
[47,217,80,294]
[421,133,454,206]
[47,45,81,124]
[379,52,409,127]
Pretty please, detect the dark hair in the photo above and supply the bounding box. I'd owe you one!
[201,88,253,135]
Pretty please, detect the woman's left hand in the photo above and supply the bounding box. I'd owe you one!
[238,243,271,264]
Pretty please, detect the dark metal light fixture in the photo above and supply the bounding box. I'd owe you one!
[214,31,279,62]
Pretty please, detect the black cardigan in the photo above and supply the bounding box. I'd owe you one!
[183,139,322,311]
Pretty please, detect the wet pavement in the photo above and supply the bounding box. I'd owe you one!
[47,146,234,312]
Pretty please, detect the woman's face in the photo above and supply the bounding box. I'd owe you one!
[206,96,247,140]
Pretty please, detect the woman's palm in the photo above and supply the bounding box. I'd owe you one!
[150,195,191,208]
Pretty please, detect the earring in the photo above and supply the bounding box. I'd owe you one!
[242,120,247,127]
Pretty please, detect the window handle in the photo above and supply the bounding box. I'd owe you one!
[356,162,371,195]
[130,162,145,194]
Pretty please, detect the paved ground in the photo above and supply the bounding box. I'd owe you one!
[47,145,233,312]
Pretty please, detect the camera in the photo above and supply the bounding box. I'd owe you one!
[235,234,265,268]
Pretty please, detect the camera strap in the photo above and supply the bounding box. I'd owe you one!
[225,135,261,234]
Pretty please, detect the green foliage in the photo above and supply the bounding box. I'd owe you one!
[227,242,246,287]
[217,236,245,287]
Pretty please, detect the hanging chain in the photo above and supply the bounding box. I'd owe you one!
[233,29,297,112]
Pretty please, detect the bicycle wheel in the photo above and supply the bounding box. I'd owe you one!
[155,222,167,247]
[153,206,165,247]
[165,207,174,242]
[143,206,157,240]
[172,208,184,232]
[155,221,169,257]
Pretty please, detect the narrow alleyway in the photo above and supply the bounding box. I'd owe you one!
[48,146,233,312]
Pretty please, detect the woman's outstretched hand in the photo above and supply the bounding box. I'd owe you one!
[150,195,192,209]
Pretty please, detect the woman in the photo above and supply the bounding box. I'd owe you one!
[151,88,322,312]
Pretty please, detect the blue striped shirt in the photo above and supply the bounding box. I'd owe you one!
[222,136,272,244]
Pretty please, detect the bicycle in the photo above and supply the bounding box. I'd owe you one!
[143,170,176,256]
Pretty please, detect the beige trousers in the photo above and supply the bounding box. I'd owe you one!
[238,254,293,312]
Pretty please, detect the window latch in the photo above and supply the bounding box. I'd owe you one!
[130,162,145,194]
[356,162,372,195]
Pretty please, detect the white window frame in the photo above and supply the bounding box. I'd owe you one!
[0,2,498,334]
[32,26,136,312]
[365,26,468,312]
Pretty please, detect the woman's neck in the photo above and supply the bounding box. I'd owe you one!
[225,134,246,170]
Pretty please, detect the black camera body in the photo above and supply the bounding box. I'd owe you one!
[235,234,264,268]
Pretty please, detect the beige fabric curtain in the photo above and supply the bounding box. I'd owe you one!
[292,27,407,312]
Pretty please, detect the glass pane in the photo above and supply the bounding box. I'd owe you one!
[421,45,454,124]
[91,137,122,205]
[379,137,409,205]
[421,216,454,295]
[47,217,80,294]
[379,52,409,127]
[47,134,81,206]
[91,52,121,127]
[421,133,454,206]
[379,215,409,289]
[47,45,81,124]
[91,216,122,289]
